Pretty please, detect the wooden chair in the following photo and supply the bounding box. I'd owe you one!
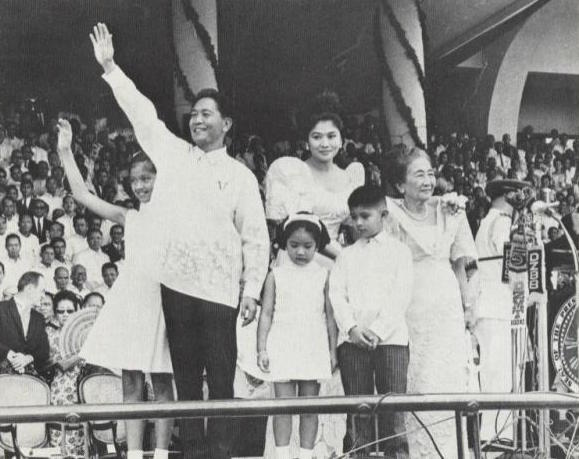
[0,374,57,459]
[78,373,126,459]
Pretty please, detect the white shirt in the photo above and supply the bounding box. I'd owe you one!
[99,219,114,246]
[329,230,413,345]
[39,194,63,219]
[14,297,32,337]
[72,248,110,291]
[94,284,112,302]
[102,66,270,307]
[69,284,91,301]
[67,234,89,261]
[31,146,48,164]
[475,208,513,320]
[1,256,32,294]
[56,214,75,239]
[488,149,511,172]
[0,139,13,169]
[8,137,23,150]
[5,216,18,235]
[19,233,40,265]
[34,262,61,293]
[565,168,576,186]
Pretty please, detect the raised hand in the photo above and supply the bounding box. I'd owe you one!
[90,23,115,74]
[56,119,73,152]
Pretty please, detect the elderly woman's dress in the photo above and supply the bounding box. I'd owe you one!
[47,326,85,456]
[237,156,364,458]
[385,198,478,459]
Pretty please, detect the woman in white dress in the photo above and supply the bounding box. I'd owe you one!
[57,120,174,459]
[384,147,480,458]
[237,93,364,458]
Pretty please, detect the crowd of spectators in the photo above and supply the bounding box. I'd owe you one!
[0,95,577,455]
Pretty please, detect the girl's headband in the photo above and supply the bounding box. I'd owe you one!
[283,213,322,231]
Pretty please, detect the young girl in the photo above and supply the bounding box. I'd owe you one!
[56,119,173,459]
[257,212,338,459]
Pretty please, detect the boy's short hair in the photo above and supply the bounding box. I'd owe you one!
[347,185,386,209]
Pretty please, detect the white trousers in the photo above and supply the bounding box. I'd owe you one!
[473,318,513,443]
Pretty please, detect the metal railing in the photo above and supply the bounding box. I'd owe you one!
[2,392,579,458]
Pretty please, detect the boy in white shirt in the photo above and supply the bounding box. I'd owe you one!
[330,185,413,458]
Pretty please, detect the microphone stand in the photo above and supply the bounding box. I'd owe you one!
[508,192,554,456]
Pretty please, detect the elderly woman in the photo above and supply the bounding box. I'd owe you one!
[385,147,480,458]
[47,290,85,456]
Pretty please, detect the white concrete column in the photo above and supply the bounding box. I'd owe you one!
[172,0,218,130]
[378,1,427,148]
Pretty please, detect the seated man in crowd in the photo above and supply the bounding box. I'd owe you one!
[2,196,19,234]
[18,213,41,265]
[17,179,35,215]
[47,221,65,244]
[0,271,49,376]
[35,244,61,293]
[73,229,109,291]
[51,237,70,268]
[39,177,63,219]
[30,198,52,244]
[8,164,23,189]
[1,234,32,294]
[53,266,71,294]
[82,291,105,311]
[95,261,118,298]
[0,214,9,249]
[69,264,90,300]
[67,214,89,260]
[56,195,77,238]
[101,223,124,262]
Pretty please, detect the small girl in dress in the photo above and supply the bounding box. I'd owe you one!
[257,212,338,459]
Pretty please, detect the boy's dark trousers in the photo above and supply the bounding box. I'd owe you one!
[338,342,409,459]
[161,285,238,459]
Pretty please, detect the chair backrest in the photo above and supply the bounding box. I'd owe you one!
[78,373,126,444]
[0,374,50,452]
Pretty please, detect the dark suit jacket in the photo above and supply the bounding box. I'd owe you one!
[0,299,49,371]
[17,198,34,216]
[101,241,125,263]
[31,217,52,244]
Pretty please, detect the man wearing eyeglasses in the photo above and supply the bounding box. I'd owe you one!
[0,271,48,375]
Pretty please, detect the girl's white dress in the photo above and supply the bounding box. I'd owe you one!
[80,205,172,373]
[236,156,364,458]
[263,261,331,382]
